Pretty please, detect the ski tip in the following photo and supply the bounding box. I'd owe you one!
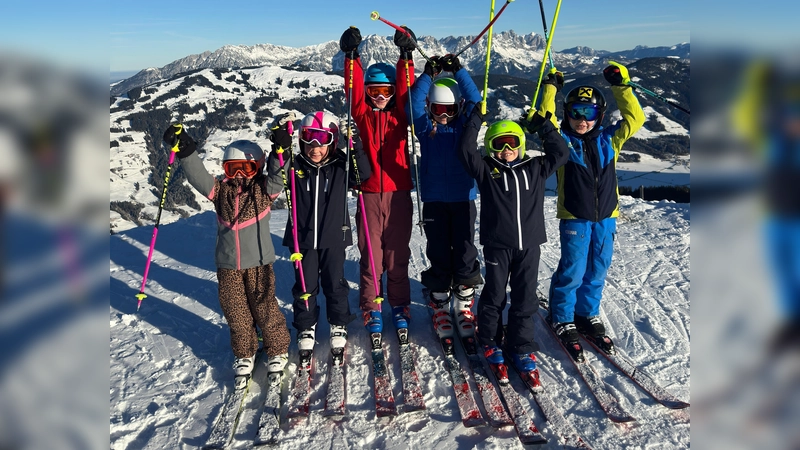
[663,400,691,409]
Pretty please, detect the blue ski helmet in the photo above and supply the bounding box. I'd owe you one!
[365,63,396,84]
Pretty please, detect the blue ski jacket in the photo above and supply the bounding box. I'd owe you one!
[407,68,480,203]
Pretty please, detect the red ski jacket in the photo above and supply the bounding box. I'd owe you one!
[344,55,414,193]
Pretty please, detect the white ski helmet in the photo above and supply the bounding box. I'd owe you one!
[299,111,339,150]
[223,140,266,165]
[427,77,463,118]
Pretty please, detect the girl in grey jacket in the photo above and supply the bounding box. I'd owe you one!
[162,124,291,388]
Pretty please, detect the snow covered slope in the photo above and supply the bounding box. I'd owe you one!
[110,194,690,449]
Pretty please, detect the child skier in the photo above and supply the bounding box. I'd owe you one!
[407,54,483,342]
[162,125,292,389]
[266,112,371,359]
[339,25,416,334]
[534,62,645,362]
[457,107,568,381]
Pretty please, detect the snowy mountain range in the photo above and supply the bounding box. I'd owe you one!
[110,30,689,96]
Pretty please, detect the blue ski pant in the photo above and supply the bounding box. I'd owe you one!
[291,246,356,331]
[477,245,541,354]
[765,218,800,319]
[549,217,616,324]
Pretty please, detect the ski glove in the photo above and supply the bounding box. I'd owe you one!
[270,122,293,152]
[519,111,553,136]
[603,61,630,86]
[424,56,442,78]
[162,124,196,159]
[542,70,564,92]
[394,26,416,59]
[340,26,362,56]
[440,54,462,73]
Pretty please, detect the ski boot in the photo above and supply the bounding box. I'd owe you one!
[453,285,476,338]
[233,354,256,389]
[484,345,509,385]
[549,318,585,363]
[575,315,616,355]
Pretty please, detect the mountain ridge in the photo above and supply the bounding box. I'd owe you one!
[111,30,689,96]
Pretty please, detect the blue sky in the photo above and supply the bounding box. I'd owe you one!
[107,0,691,73]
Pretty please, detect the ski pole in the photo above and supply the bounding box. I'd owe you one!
[370,11,435,65]
[287,143,312,311]
[452,0,515,59]
[627,80,691,115]
[403,58,425,235]
[135,125,181,311]
[482,0,497,117]
[342,52,355,241]
[538,0,556,70]
[348,133,384,309]
[527,0,563,121]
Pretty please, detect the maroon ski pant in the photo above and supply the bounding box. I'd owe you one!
[356,191,413,313]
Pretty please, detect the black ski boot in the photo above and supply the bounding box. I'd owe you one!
[548,316,585,363]
[575,315,616,355]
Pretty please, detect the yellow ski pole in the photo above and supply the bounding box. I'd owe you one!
[527,0,563,121]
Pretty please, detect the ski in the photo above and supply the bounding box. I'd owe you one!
[370,332,398,417]
[483,358,548,445]
[579,334,690,410]
[437,336,486,427]
[455,333,514,428]
[397,328,426,412]
[253,371,284,447]
[508,359,595,449]
[537,309,636,423]
[286,350,313,419]
[323,347,347,417]
[203,353,261,450]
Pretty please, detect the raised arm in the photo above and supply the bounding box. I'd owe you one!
[162,124,216,199]
[603,62,646,152]
[457,107,488,182]
[341,27,368,118]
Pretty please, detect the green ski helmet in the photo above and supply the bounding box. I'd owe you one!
[484,120,526,159]
[426,77,462,119]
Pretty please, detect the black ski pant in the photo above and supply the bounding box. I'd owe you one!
[477,245,541,354]
[291,246,355,331]
[420,200,482,292]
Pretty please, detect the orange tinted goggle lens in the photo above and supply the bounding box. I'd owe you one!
[430,103,457,117]
[224,160,258,178]
[366,84,395,98]
[489,135,521,152]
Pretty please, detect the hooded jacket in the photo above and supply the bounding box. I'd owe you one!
[457,110,569,249]
[539,84,646,221]
[408,67,480,203]
[180,150,283,270]
[267,134,371,249]
[344,55,414,193]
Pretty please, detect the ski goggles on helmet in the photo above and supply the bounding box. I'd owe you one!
[223,160,259,178]
[300,127,335,147]
[566,103,601,121]
[429,103,458,118]
[488,134,522,153]
[366,84,395,101]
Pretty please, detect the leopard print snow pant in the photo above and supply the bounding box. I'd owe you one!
[217,264,290,358]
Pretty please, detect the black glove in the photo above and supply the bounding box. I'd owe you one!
[162,124,196,159]
[423,56,442,78]
[340,26,362,56]
[270,122,293,151]
[519,111,552,135]
[393,26,416,51]
[603,61,630,86]
[472,102,485,124]
[440,54,462,73]
[541,71,564,92]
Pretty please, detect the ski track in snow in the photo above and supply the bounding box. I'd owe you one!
[110,194,690,449]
